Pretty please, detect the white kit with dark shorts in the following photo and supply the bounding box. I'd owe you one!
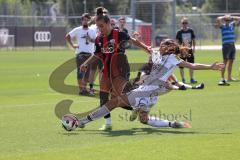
[127,52,183,111]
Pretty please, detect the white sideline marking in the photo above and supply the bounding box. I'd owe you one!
[154,45,240,50]
[196,45,240,50]
[0,100,94,108]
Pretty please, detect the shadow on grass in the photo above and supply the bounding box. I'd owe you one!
[98,128,232,137]
[228,79,240,82]
[59,128,232,137]
[99,128,197,137]
[59,128,195,136]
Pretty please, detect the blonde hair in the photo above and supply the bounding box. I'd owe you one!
[181,17,188,23]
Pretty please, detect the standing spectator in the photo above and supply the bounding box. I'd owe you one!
[216,14,240,85]
[110,19,117,28]
[65,13,96,95]
[176,17,197,84]
[118,16,128,34]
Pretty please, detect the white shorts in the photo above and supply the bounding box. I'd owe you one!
[127,84,166,112]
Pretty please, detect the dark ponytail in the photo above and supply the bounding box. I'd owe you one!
[95,7,110,23]
[96,7,104,16]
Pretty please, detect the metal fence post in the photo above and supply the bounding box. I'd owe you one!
[131,0,136,32]
[152,3,156,47]
[171,0,176,39]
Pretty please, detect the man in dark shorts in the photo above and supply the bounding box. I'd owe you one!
[216,14,240,85]
[176,17,197,84]
[65,13,96,95]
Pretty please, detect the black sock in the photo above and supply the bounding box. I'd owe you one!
[121,106,133,110]
[89,83,93,89]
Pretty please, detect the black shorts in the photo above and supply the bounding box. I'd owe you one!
[76,52,91,79]
[179,49,194,68]
[222,43,236,60]
[90,58,103,71]
[116,54,130,80]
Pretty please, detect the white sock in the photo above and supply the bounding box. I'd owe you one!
[183,84,192,89]
[178,82,192,89]
[147,116,170,127]
[105,118,111,125]
[79,105,110,125]
[172,85,179,90]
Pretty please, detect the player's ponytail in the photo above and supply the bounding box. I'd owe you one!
[95,7,110,23]
[96,7,104,16]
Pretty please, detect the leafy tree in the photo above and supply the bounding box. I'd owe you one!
[203,0,240,13]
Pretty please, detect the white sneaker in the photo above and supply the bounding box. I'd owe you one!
[89,89,95,96]
[171,121,191,128]
[218,80,230,86]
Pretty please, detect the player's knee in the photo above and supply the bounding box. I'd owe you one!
[100,91,109,105]
[138,109,149,124]
[122,82,133,93]
[139,111,148,124]
[139,114,148,124]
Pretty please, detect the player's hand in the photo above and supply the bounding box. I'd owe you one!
[80,64,88,72]
[146,46,153,54]
[72,45,79,49]
[132,31,141,39]
[211,62,225,71]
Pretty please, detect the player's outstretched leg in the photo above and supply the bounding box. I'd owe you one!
[139,110,191,128]
[99,91,112,131]
[78,95,131,128]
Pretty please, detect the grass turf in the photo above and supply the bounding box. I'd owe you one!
[0,49,240,160]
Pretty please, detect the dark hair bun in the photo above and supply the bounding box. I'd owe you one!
[96,7,104,16]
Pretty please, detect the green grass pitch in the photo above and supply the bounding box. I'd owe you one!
[0,49,240,160]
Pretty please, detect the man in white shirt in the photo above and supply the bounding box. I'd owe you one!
[65,13,96,95]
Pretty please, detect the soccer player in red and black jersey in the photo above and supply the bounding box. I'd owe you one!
[80,7,152,131]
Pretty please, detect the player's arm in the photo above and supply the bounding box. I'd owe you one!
[86,36,95,43]
[231,16,240,25]
[86,31,96,43]
[178,61,225,71]
[88,16,96,26]
[80,37,100,72]
[65,34,79,49]
[80,55,99,72]
[129,37,152,54]
[216,16,225,27]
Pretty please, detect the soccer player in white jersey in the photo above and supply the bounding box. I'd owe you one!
[66,13,96,95]
[62,39,224,130]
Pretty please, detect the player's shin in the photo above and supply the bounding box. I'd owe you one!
[79,105,110,126]
[147,116,171,127]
